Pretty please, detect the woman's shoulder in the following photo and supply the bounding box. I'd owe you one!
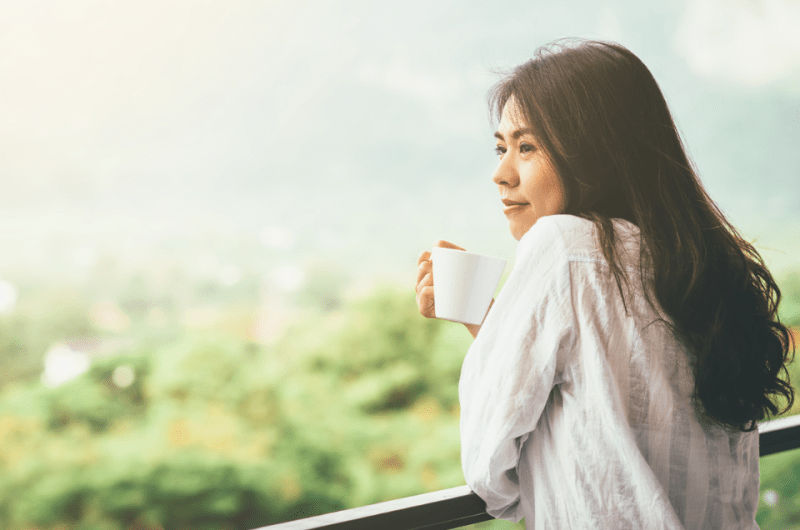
[518,215,642,273]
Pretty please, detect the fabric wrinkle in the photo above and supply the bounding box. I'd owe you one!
[459,214,760,530]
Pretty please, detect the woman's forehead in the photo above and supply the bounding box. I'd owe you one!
[497,97,533,136]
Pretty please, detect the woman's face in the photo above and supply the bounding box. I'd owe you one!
[492,98,565,240]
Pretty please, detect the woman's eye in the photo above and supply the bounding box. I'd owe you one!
[519,143,536,153]
[494,145,506,157]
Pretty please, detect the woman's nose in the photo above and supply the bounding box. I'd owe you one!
[492,157,519,187]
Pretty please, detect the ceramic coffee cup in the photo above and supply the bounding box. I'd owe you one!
[431,248,506,325]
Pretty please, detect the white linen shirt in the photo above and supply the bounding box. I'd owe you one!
[459,215,760,530]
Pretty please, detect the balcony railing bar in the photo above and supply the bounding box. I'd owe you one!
[261,486,492,530]
[260,415,800,530]
[755,413,800,456]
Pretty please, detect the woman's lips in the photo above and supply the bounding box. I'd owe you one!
[503,203,529,215]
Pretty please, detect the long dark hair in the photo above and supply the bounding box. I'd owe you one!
[489,39,794,432]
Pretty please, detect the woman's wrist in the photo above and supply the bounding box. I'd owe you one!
[465,322,481,339]
[464,299,494,339]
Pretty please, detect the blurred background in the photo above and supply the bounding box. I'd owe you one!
[0,1,798,529]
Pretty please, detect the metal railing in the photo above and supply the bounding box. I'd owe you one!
[260,414,800,530]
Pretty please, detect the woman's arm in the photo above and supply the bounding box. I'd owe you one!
[459,217,575,520]
[464,299,494,339]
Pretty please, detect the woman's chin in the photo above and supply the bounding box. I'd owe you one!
[509,219,535,241]
[509,225,527,241]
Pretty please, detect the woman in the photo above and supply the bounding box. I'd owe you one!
[415,40,794,529]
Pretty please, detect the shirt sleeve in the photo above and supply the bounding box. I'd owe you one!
[459,217,576,521]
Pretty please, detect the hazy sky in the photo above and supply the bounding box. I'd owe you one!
[1,0,798,282]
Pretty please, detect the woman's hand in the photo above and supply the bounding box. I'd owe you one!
[416,240,487,339]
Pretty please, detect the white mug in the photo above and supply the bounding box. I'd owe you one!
[431,248,506,325]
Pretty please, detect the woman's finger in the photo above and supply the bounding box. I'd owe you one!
[416,273,433,305]
[415,271,432,298]
[418,250,431,266]
[434,240,466,251]
[416,260,431,286]
[418,285,435,318]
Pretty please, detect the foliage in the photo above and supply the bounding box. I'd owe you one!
[0,287,96,384]
[0,287,473,529]
[778,271,800,328]
[0,284,798,530]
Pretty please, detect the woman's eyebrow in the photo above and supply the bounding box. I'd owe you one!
[494,128,535,141]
